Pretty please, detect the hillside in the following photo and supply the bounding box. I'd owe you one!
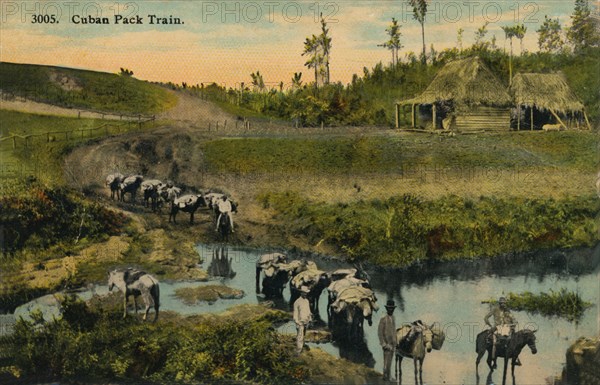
[0,62,177,114]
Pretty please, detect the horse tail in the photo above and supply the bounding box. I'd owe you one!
[150,280,160,309]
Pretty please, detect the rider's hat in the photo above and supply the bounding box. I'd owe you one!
[385,299,396,310]
[498,296,507,304]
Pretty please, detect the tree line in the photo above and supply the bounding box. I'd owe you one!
[172,0,599,127]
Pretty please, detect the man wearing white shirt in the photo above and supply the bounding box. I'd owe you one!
[293,286,312,354]
[215,195,234,232]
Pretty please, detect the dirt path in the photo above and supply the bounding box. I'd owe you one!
[157,90,235,129]
[1,97,143,120]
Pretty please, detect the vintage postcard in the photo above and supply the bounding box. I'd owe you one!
[1,1,599,384]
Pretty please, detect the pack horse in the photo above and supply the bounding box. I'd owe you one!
[108,268,160,322]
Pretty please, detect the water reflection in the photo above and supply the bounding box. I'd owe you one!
[207,246,236,279]
[336,338,375,369]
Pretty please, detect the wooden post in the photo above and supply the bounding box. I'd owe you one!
[517,105,520,131]
[395,103,400,128]
[411,104,416,128]
[12,136,16,149]
[549,110,568,130]
[432,103,437,130]
[530,107,534,130]
[583,110,592,130]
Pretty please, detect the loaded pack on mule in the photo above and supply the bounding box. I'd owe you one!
[107,267,160,322]
[169,193,207,224]
[290,268,331,315]
[141,179,165,211]
[329,286,379,341]
[395,321,445,385]
[119,175,144,203]
[106,173,124,200]
[254,253,314,297]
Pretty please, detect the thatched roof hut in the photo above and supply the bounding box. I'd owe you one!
[511,73,584,113]
[510,72,589,130]
[401,56,511,107]
[395,57,512,131]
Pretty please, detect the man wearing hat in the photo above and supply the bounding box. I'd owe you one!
[378,299,397,382]
[293,286,312,355]
[484,296,519,368]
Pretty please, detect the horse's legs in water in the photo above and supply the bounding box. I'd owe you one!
[413,357,418,385]
[502,357,509,385]
[396,355,402,385]
[511,358,516,385]
[133,295,138,314]
[418,357,424,385]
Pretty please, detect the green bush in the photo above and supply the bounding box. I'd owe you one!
[0,180,127,254]
[1,296,305,384]
[259,192,600,267]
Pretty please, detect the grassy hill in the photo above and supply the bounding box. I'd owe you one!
[0,62,177,114]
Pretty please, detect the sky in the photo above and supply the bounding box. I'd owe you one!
[0,0,593,88]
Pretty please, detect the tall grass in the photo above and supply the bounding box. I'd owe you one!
[500,289,593,321]
[258,192,600,266]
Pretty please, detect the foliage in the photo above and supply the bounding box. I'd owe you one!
[499,289,593,321]
[0,180,127,254]
[537,16,565,53]
[567,0,600,52]
[378,18,403,67]
[0,62,176,114]
[258,192,600,267]
[0,296,305,384]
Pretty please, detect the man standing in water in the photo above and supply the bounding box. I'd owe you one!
[485,296,520,368]
[293,286,312,355]
[378,299,397,382]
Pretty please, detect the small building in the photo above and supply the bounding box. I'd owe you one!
[510,72,590,130]
[395,57,512,131]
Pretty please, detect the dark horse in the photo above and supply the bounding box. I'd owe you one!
[169,194,207,224]
[475,328,538,385]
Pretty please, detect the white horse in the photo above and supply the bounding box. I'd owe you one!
[108,268,160,322]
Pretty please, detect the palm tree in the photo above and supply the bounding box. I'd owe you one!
[302,35,322,88]
[514,24,527,54]
[502,25,517,85]
[320,14,332,85]
[291,72,303,90]
[378,17,403,68]
[409,0,428,64]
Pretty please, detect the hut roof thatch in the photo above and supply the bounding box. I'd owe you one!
[510,72,584,113]
[398,57,512,107]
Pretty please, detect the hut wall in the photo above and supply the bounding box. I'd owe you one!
[454,106,510,131]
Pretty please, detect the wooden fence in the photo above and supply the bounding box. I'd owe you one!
[0,117,155,152]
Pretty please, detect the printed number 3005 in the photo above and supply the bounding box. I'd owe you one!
[32,14,58,23]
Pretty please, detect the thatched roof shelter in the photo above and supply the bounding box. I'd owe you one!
[510,73,584,113]
[398,56,512,108]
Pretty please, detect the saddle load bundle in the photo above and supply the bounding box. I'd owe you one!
[291,268,326,289]
[331,286,379,312]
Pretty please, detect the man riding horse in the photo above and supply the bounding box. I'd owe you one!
[215,195,235,233]
[484,296,520,368]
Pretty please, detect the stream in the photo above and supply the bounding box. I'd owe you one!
[9,243,600,384]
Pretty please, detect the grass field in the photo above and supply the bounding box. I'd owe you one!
[0,110,159,185]
[0,62,177,114]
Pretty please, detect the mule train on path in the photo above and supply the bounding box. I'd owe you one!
[104,173,237,236]
[108,268,160,322]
